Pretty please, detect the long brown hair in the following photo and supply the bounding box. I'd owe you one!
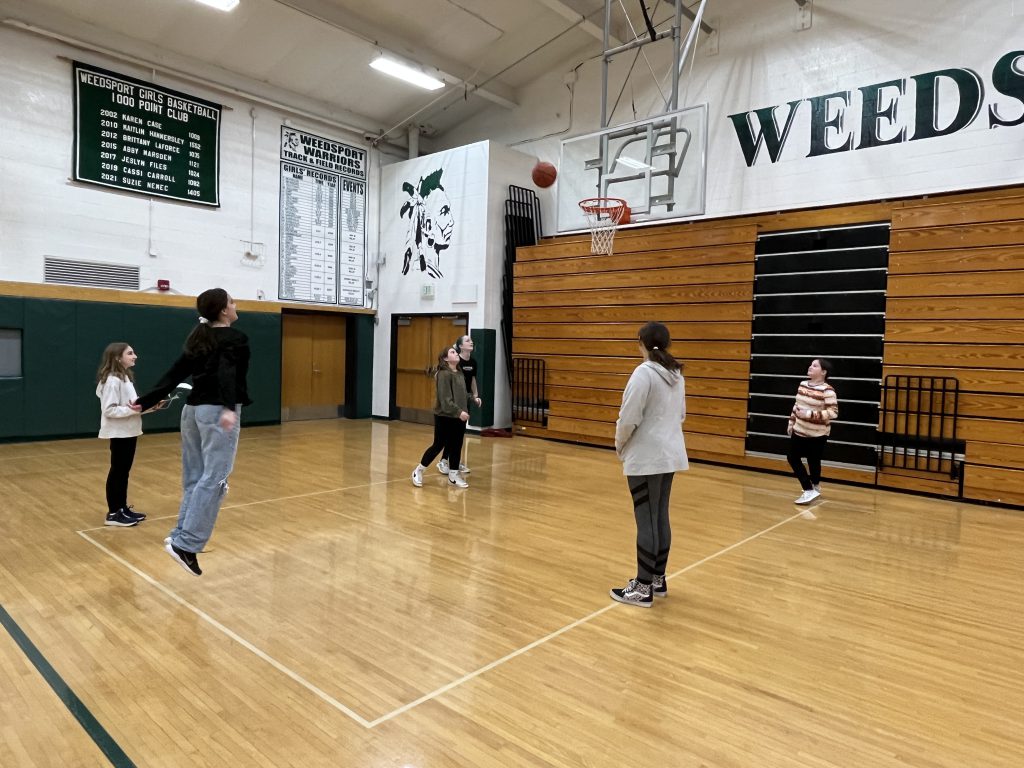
[638,321,681,373]
[184,288,230,356]
[432,346,458,377]
[96,342,134,384]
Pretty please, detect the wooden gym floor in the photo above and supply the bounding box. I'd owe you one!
[0,419,1021,767]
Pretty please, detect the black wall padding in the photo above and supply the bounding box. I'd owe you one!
[745,222,890,468]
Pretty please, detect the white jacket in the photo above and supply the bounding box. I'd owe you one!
[615,361,688,476]
[97,376,143,439]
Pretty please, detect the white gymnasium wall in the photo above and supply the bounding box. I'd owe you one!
[484,143,540,427]
[373,141,490,418]
[0,26,384,304]
[372,141,536,425]
[437,0,1024,227]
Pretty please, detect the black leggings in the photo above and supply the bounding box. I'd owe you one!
[420,415,465,470]
[787,434,827,491]
[106,436,138,512]
[628,473,674,585]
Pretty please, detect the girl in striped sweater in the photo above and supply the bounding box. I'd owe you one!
[787,358,838,505]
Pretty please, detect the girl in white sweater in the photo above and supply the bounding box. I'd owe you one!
[610,322,689,608]
[96,343,148,527]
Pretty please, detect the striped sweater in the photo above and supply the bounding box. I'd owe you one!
[788,380,839,438]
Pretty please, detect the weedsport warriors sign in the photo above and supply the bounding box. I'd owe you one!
[729,50,1024,166]
[73,62,221,205]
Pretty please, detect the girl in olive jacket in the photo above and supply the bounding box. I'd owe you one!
[411,346,470,488]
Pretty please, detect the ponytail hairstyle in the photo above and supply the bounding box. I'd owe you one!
[816,357,834,381]
[638,321,681,373]
[96,342,134,384]
[184,288,229,356]
[432,346,458,377]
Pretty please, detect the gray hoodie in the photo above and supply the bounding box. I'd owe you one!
[615,361,689,477]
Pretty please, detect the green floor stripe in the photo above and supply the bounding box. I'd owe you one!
[0,603,136,768]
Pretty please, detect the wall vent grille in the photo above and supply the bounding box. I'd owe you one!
[44,257,140,291]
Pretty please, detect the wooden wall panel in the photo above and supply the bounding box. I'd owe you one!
[892,194,1024,228]
[885,321,1024,344]
[513,244,752,276]
[887,272,1023,297]
[883,187,1024,506]
[962,465,1024,506]
[886,296,1024,320]
[885,344,1024,370]
[515,321,750,341]
[516,264,753,293]
[882,366,1024,395]
[967,441,1024,471]
[514,303,752,323]
[514,284,752,307]
[891,222,1024,251]
[515,183,1024,508]
[517,224,757,260]
[889,246,1024,275]
[516,339,749,359]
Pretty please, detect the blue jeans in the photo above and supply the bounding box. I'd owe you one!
[170,404,241,553]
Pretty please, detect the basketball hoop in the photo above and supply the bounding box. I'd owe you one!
[578,197,630,255]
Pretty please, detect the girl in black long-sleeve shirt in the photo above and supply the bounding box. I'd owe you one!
[135,288,251,576]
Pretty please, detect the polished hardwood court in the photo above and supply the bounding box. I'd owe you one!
[0,419,1022,767]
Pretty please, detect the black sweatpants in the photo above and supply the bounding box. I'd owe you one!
[443,399,471,465]
[787,434,828,491]
[106,436,138,513]
[627,473,674,585]
[420,415,466,470]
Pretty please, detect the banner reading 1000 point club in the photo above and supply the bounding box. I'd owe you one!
[73,61,221,206]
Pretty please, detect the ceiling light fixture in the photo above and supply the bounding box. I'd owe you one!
[193,0,240,11]
[370,55,445,91]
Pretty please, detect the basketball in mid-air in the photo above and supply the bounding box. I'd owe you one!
[532,160,558,188]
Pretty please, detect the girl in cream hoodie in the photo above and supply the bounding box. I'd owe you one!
[96,342,148,527]
[610,322,688,608]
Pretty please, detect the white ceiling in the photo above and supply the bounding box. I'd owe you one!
[1,0,657,142]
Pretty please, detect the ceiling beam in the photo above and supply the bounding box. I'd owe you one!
[272,0,518,110]
[532,0,622,46]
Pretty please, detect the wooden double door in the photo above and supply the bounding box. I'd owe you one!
[281,312,347,421]
[393,314,467,424]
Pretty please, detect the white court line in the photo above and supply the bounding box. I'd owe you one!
[366,509,807,727]
[78,474,807,729]
[76,530,375,728]
[75,460,522,533]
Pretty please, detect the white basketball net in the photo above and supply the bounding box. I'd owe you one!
[579,198,626,255]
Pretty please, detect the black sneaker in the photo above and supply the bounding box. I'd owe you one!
[651,574,667,599]
[609,579,653,608]
[124,506,146,522]
[164,542,202,576]
[105,509,139,527]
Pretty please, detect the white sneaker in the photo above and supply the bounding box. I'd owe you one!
[795,489,820,505]
[813,484,821,493]
[448,471,468,488]
[411,468,423,487]
[459,463,470,474]
[437,459,449,474]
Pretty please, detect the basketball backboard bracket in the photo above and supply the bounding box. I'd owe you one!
[554,1,711,233]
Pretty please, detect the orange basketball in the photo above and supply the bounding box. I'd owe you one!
[532,161,557,188]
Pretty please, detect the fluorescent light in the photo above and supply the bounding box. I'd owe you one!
[616,157,652,171]
[370,55,445,91]
[194,0,239,10]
